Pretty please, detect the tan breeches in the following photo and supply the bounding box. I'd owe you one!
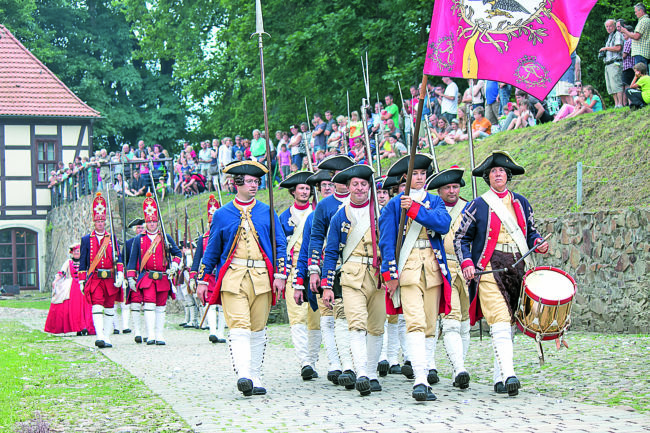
[401,272,441,337]
[342,268,385,336]
[333,298,346,320]
[387,314,398,324]
[221,273,271,332]
[286,282,320,330]
[442,261,470,322]
[478,263,511,326]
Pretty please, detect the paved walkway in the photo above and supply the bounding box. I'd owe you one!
[12,309,650,433]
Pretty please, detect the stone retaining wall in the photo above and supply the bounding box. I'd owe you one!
[536,209,649,334]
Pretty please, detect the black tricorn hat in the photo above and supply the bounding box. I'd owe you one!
[279,171,313,189]
[426,166,466,190]
[127,218,145,228]
[381,175,401,190]
[317,154,355,172]
[471,150,525,177]
[306,169,334,186]
[223,160,268,178]
[386,153,434,178]
[331,164,375,184]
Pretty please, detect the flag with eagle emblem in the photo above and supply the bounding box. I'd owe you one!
[423,0,597,99]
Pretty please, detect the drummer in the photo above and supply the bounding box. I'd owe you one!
[454,151,548,397]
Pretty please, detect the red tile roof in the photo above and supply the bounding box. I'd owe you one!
[0,25,101,118]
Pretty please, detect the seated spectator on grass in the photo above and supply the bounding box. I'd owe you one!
[443,118,468,145]
[566,85,604,118]
[430,117,451,145]
[181,172,206,197]
[156,176,168,201]
[114,173,135,197]
[507,99,534,130]
[626,62,650,109]
[129,170,147,196]
[515,90,553,124]
[380,134,406,159]
[471,106,492,139]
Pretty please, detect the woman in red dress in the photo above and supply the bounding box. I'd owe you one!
[44,244,95,335]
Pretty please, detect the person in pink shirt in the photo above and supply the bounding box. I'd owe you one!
[278,143,291,179]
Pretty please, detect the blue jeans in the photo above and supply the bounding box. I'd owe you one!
[498,85,512,115]
[634,55,649,67]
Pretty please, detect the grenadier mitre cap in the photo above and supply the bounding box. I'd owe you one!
[331,164,375,184]
[92,192,107,222]
[279,171,313,189]
[223,160,268,177]
[426,166,466,190]
[306,169,333,186]
[142,192,158,223]
[207,194,220,222]
[317,154,354,172]
[472,150,525,177]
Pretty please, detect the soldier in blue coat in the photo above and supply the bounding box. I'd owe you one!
[378,153,452,402]
[305,155,355,387]
[454,151,548,396]
[196,160,288,397]
[321,164,384,396]
[427,167,471,390]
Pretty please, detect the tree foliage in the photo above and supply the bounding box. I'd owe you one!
[2,0,647,145]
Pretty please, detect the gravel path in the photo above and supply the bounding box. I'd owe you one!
[6,307,650,433]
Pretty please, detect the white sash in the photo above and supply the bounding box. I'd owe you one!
[481,189,533,268]
[398,219,424,274]
[287,206,313,253]
[341,206,372,263]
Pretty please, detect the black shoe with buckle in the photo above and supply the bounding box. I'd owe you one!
[237,378,253,396]
[146,339,156,345]
[389,364,402,374]
[412,384,437,401]
[401,361,414,379]
[156,340,166,346]
[301,365,315,381]
[377,360,389,377]
[427,369,440,385]
[94,340,105,348]
[122,329,132,334]
[505,376,521,396]
[113,329,120,335]
[453,372,470,389]
[135,336,143,344]
[355,376,371,396]
[252,386,266,395]
[494,382,507,394]
[369,379,382,392]
[327,370,342,385]
[209,335,218,343]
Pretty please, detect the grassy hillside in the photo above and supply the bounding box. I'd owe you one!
[119,107,649,236]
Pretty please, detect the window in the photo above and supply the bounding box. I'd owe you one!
[0,228,39,290]
[36,139,59,184]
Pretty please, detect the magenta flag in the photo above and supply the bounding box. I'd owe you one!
[423,0,597,100]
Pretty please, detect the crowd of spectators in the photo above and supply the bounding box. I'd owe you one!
[47,5,650,201]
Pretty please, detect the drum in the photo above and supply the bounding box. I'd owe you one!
[515,266,576,341]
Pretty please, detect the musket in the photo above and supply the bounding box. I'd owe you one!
[214,165,224,205]
[424,87,440,172]
[344,90,351,154]
[392,75,429,308]
[397,81,411,149]
[303,97,315,171]
[252,0,277,275]
[104,188,119,275]
[361,54,382,176]
[361,98,381,220]
[200,218,205,235]
[147,160,173,265]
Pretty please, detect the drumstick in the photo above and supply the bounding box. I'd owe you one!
[474,232,554,277]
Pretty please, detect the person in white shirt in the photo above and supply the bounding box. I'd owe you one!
[218,138,233,190]
[437,77,459,124]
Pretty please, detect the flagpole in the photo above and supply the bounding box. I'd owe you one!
[392,74,428,308]
[253,0,277,272]
[467,80,478,199]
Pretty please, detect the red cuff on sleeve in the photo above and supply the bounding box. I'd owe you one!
[116,263,124,273]
[296,277,304,286]
[126,270,137,279]
[78,271,87,281]
[460,259,474,270]
[382,271,398,282]
[320,278,328,288]
[172,257,182,265]
[189,271,197,279]
[406,201,421,220]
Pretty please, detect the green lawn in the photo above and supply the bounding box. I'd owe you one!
[0,320,192,433]
[0,299,51,310]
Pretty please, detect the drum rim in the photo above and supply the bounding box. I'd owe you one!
[523,266,576,305]
[516,321,564,341]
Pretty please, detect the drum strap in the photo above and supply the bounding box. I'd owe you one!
[481,190,533,268]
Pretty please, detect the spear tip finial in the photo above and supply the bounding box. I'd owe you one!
[255,0,264,34]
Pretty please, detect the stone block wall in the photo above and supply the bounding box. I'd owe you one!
[44,192,123,289]
[536,209,649,334]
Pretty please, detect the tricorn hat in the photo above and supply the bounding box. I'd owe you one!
[331,164,375,184]
[426,166,466,190]
[317,154,354,172]
[471,150,525,177]
[127,218,145,228]
[279,171,314,189]
[223,160,268,178]
[386,153,434,178]
[306,169,334,186]
[381,175,402,190]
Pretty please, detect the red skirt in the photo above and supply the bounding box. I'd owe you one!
[44,280,95,335]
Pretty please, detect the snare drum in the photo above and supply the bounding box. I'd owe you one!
[515,266,576,341]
